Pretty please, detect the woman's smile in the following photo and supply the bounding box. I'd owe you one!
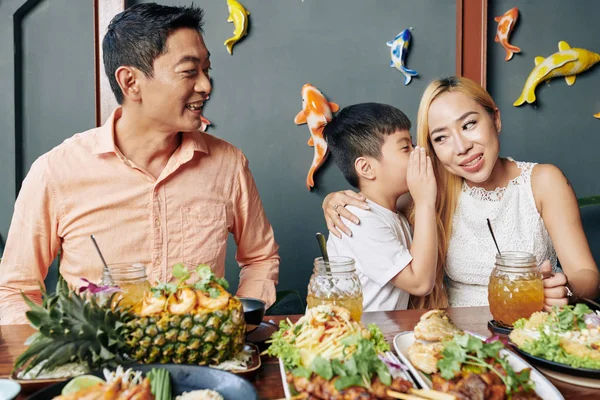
[459,153,484,173]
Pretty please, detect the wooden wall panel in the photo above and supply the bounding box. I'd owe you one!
[456,0,487,87]
[94,0,125,126]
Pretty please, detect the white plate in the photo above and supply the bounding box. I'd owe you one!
[533,366,600,389]
[0,379,21,400]
[278,359,293,400]
[393,331,564,400]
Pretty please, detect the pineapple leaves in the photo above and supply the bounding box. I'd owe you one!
[21,339,67,376]
[39,343,78,373]
[23,332,41,346]
[13,336,53,371]
[16,279,132,376]
[20,291,42,310]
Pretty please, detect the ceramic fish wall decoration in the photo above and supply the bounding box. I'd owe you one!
[224,0,250,55]
[199,116,211,132]
[594,111,600,119]
[494,7,521,61]
[514,41,600,106]
[294,84,339,190]
[387,29,418,85]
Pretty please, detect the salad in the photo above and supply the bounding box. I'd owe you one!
[266,305,414,399]
[510,304,600,370]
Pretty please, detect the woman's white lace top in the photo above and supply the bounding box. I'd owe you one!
[446,160,558,307]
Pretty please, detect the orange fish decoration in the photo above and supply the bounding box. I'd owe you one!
[294,84,339,190]
[199,116,211,132]
[494,7,521,61]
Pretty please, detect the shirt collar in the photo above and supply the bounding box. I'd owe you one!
[92,108,120,155]
[92,107,209,156]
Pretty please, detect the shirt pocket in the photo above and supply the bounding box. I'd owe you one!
[181,205,228,268]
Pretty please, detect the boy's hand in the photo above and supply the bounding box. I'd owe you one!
[406,146,436,207]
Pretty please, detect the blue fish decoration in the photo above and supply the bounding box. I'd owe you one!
[387,29,418,85]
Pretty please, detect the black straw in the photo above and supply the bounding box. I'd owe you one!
[90,235,109,270]
[315,233,332,275]
[486,219,502,256]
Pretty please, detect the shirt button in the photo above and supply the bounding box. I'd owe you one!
[155,218,160,227]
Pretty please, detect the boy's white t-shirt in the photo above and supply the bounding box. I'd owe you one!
[326,199,413,312]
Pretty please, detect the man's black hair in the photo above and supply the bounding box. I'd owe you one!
[103,3,205,104]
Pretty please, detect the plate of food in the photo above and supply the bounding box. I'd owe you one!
[267,304,456,399]
[11,265,257,392]
[28,364,258,399]
[394,310,564,400]
[12,344,261,392]
[509,303,600,387]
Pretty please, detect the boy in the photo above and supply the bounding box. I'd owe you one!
[323,103,437,311]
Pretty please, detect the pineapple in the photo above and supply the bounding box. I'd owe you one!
[14,264,246,377]
[14,277,133,376]
[125,264,245,365]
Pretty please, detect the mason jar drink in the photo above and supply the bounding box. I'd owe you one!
[488,251,544,327]
[102,262,151,309]
[306,256,363,321]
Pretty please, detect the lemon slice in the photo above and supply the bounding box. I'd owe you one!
[61,374,105,395]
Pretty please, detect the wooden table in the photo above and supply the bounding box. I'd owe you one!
[1,307,598,399]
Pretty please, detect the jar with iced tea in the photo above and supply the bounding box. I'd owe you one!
[102,262,151,309]
[306,256,363,321]
[488,251,544,328]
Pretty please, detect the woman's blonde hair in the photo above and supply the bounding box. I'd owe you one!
[408,76,498,309]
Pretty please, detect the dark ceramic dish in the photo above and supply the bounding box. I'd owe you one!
[240,297,266,332]
[510,346,600,380]
[28,364,258,399]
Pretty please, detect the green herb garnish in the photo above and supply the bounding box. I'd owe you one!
[437,333,534,395]
[150,264,228,311]
[266,318,392,391]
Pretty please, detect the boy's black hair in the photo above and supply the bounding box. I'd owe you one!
[323,103,411,188]
[103,3,205,104]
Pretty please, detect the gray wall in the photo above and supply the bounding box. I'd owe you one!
[130,0,457,297]
[487,0,600,262]
[0,0,96,287]
[5,0,598,301]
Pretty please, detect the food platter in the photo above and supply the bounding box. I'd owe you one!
[510,346,600,388]
[28,364,258,399]
[394,331,565,400]
[279,358,294,399]
[10,370,69,394]
[510,345,600,379]
[12,343,261,393]
[507,303,600,387]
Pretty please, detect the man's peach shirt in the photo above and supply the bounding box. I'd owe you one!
[0,108,279,324]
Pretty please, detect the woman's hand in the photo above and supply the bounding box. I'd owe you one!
[540,260,570,311]
[322,190,369,238]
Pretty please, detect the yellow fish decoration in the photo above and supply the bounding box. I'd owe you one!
[514,41,600,107]
[595,111,600,119]
[224,0,250,55]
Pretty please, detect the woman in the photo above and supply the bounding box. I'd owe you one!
[323,76,600,309]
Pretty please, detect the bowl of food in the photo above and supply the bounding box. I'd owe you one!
[28,364,258,399]
[239,297,265,332]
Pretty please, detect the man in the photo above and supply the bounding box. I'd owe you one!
[0,3,279,325]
